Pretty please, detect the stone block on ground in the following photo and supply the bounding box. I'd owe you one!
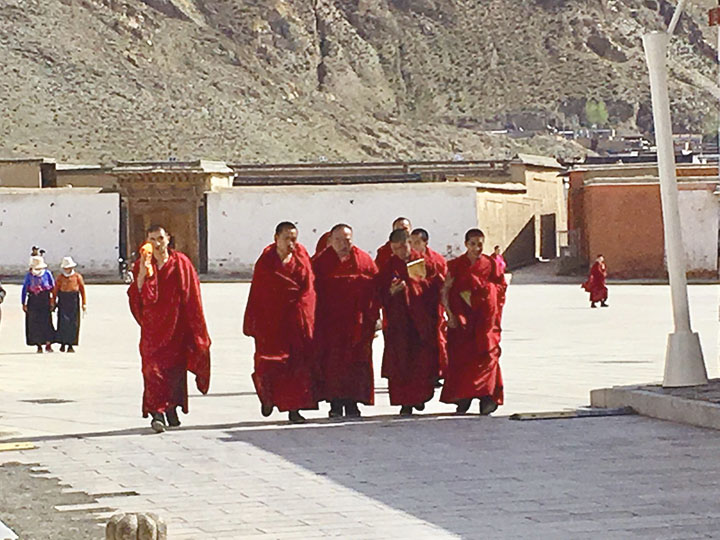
[106,512,167,540]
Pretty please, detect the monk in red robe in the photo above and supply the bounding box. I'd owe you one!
[410,227,448,382]
[378,228,442,416]
[128,225,211,433]
[440,228,504,416]
[375,217,412,270]
[314,231,331,257]
[582,254,608,308]
[244,222,318,424]
[313,224,379,418]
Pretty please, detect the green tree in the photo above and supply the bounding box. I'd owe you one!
[585,99,609,127]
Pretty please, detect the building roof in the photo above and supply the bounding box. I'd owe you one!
[112,160,233,174]
[513,153,563,169]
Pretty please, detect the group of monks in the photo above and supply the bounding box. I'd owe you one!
[243,217,508,424]
[126,219,507,432]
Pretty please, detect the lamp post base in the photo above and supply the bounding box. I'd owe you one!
[663,331,708,387]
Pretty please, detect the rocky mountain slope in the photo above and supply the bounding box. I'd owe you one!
[0,0,717,164]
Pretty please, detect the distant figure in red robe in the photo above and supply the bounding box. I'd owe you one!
[410,228,448,382]
[313,224,379,418]
[378,228,442,416]
[314,231,331,257]
[375,217,412,271]
[128,225,211,433]
[582,255,609,308]
[440,228,504,416]
[491,245,509,321]
[244,222,318,424]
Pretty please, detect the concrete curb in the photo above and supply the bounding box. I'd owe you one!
[590,385,720,431]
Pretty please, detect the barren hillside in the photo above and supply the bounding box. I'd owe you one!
[0,0,717,164]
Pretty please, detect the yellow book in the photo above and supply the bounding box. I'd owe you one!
[459,290,472,306]
[406,258,427,280]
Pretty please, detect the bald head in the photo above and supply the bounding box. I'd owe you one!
[330,224,353,259]
[392,217,412,234]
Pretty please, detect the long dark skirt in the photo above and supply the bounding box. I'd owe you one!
[26,290,55,345]
[56,291,80,346]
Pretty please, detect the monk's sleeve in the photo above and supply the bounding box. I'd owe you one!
[127,259,151,325]
[243,262,263,338]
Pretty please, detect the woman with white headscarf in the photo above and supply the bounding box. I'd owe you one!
[22,255,56,353]
[53,256,87,352]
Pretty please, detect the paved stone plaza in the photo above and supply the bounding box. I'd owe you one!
[1,282,720,538]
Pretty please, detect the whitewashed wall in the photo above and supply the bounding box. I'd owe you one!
[0,188,119,276]
[678,188,718,275]
[207,183,479,275]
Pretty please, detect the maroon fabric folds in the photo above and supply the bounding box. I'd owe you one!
[378,249,441,406]
[243,243,317,412]
[582,262,608,303]
[312,246,379,404]
[440,254,504,406]
[128,251,211,417]
[424,247,448,377]
[374,241,393,271]
[314,231,331,257]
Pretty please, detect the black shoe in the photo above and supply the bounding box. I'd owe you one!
[261,403,273,417]
[414,402,426,412]
[591,303,597,308]
[67,346,75,353]
[289,410,306,424]
[344,402,361,418]
[329,400,343,418]
[59,344,66,352]
[600,301,609,308]
[456,398,472,414]
[399,405,413,416]
[150,413,166,433]
[480,397,498,416]
[434,377,444,388]
[166,407,181,427]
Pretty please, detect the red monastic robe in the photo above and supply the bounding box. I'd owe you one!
[243,244,318,412]
[312,246,379,404]
[128,251,211,417]
[440,254,504,406]
[424,246,449,377]
[374,241,393,271]
[582,262,608,302]
[378,249,441,406]
[314,231,331,258]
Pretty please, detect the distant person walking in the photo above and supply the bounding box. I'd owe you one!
[53,257,87,353]
[22,256,56,353]
[582,255,609,308]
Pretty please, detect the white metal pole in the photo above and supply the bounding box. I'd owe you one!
[643,31,708,387]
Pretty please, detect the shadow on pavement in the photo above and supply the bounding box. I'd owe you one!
[215,414,720,538]
[0,412,490,444]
